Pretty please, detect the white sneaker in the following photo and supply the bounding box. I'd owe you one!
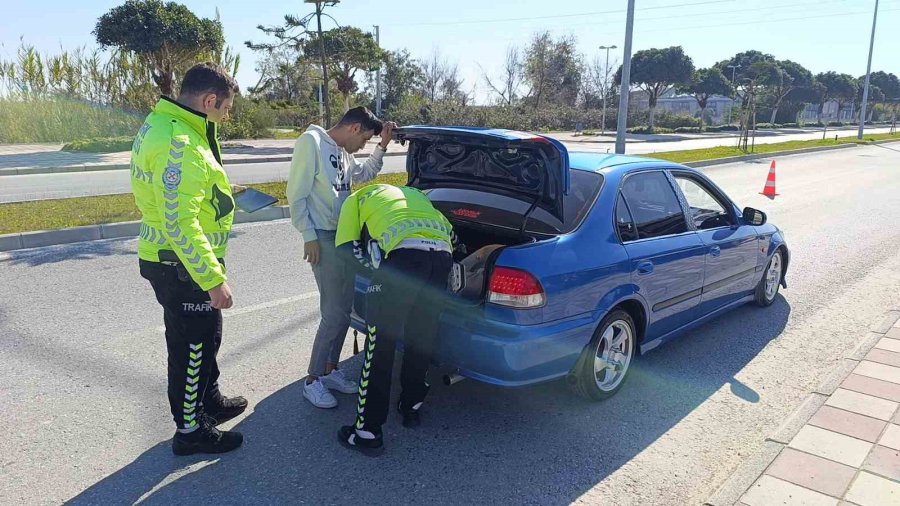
[303,379,338,409]
[320,368,358,394]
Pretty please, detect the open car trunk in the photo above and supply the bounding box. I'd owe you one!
[448,218,537,302]
[393,126,571,303]
[352,127,582,320]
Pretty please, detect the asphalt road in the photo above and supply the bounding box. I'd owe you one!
[0,156,410,203]
[0,127,893,203]
[1,144,900,505]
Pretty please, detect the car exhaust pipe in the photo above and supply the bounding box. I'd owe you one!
[443,371,466,386]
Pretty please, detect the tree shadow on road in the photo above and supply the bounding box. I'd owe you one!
[67,296,790,506]
[0,238,135,267]
[1,231,247,267]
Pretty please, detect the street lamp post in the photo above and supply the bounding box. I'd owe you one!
[598,45,617,135]
[858,0,879,139]
[727,64,741,125]
[374,25,382,117]
[615,0,635,154]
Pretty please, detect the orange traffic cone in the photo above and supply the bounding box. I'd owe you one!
[760,160,779,199]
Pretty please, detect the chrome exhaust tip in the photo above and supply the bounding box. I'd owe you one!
[443,371,466,386]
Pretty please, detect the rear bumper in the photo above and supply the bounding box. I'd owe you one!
[351,308,597,387]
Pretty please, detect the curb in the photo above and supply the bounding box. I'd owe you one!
[703,308,900,506]
[0,151,406,177]
[0,206,292,252]
[684,143,859,168]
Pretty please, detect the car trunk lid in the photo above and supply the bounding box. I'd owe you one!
[396,126,570,222]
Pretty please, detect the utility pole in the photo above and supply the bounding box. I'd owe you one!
[599,44,617,135]
[318,83,324,125]
[374,25,382,117]
[306,0,334,128]
[858,0,879,139]
[727,64,741,125]
[615,0,635,154]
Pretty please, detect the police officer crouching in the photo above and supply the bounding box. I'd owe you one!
[334,184,457,455]
[131,63,247,455]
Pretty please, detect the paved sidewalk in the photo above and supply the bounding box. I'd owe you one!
[717,312,900,506]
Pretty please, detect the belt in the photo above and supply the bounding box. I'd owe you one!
[394,238,452,254]
[157,250,224,267]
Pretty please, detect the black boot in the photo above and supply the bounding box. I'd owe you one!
[397,400,421,428]
[338,425,384,456]
[204,395,248,425]
[172,416,243,456]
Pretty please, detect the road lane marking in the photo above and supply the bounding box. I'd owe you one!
[153,292,319,332]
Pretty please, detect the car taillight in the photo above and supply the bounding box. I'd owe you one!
[488,267,545,308]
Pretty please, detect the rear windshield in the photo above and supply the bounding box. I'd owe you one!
[425,170,604,235]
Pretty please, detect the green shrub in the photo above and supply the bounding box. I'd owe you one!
[385,97,614,132]
[62,136,134,153]
[704,125,740,132]
[627,126,675,134]
[674,126,701,133]
[219,96,277,140]
[0,96,143,143]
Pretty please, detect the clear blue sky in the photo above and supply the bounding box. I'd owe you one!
[3,0,898,103]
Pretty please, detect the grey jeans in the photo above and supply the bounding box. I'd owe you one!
[308,229,355,377]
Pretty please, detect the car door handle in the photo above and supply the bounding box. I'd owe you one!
[637,262,654,275]
[709,246,721,257]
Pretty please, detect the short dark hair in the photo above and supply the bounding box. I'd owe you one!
[179,62,239,107]
[337,107,383,135]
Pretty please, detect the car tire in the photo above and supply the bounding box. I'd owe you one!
[754,249,783,307]
[570,309,637,401]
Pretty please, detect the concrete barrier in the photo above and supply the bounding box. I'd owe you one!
[0,234,24,251]
[19,225,103,249]
[100,221,141,239]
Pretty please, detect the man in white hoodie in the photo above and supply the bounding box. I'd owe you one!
[287,107,396,408]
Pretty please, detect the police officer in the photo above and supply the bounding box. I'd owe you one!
[132,63,246,456]
[334,184,455,455]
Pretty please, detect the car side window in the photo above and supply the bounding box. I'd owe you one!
[616,193,638,242]
[674,176,732,230]
[620,172,689,240]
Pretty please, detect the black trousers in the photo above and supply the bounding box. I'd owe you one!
[354,249,452,433]
[140,259,224,430]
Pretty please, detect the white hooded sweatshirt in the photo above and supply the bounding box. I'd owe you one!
[286,124,385,242]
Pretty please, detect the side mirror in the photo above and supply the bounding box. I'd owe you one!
[742,207,767,226]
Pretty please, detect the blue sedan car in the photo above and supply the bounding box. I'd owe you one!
[349,126,788,400]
